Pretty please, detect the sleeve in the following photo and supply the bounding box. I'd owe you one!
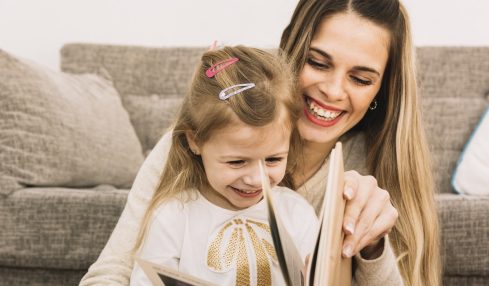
[129,203,186,286]
[80,131,173,286]
[352,236,404,286]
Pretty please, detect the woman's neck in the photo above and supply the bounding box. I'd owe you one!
[294,140,336,187]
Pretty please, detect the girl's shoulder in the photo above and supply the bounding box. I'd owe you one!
[152,189,199,220]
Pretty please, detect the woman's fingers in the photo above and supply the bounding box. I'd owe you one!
[341,172,398,259]
[342,172,376,236]
[343,170,360,200]
[356,205,398,255]
[344,188,390,256]
[349,190,394,256]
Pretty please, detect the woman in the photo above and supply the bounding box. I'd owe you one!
[81,0,440,285]
[280,0,440,285]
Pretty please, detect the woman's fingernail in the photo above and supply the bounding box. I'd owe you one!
[345,222,355,235]
[344,187,353,199]
[343,244,353,258]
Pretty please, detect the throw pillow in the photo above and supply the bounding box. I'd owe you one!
[452,106,489,195]
[0,49,144,196]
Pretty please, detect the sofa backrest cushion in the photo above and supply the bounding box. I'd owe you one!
[60,44,489,193]
[0,49,144,196]
[61,44,205,154]
[417,47,489,193]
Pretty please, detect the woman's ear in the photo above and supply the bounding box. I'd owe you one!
[185,131,201,155]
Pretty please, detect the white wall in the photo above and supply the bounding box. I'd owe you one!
[1,0,488,70]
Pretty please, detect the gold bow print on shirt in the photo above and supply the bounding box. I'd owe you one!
[206,218,278,286]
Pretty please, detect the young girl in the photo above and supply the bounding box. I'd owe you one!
[129,46,318,286]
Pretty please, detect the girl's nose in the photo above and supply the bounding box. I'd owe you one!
[242,163,262,187]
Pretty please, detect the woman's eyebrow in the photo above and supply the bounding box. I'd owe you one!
[309,46,381,76]
[309,47,332,61]
[352,66,381,77]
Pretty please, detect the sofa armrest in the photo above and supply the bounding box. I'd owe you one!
[436,193,489,276]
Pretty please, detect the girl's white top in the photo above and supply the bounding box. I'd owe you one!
[129,187,318,286]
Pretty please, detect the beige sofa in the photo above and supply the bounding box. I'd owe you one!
[0,44,488,285]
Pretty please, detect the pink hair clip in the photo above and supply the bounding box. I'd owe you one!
[219,83,256,100]
[205,57,239,78]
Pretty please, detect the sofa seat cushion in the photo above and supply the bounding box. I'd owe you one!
[437,193,489,276]
[1,188,488,277]
[0,186,128,269]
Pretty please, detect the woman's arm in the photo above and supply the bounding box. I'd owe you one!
[353,236,404,286]
[80,131,173,286]
[129,202,185,286]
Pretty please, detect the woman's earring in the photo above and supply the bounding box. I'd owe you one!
[369,99,378,111]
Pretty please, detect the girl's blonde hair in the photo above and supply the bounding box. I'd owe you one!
[280,0,441,285]
[133,46,300,252]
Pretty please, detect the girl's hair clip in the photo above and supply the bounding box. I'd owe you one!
[219,83,256,100]
[205,57,239,78]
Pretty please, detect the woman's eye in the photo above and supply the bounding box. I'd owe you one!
[351,76,372,86]
[307,58,330,70]
[265,157,284,164]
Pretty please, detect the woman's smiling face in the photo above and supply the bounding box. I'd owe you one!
[298,12,390,145]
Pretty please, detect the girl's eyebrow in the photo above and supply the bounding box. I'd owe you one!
[220,151,289,160]
[309,46,381,77]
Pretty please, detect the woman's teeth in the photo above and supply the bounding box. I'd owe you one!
[306,98,342,121]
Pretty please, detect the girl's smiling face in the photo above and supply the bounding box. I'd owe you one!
[187,116,291,211]
[298,12,390,146]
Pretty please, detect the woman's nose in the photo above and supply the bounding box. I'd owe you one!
[318,72,346,101]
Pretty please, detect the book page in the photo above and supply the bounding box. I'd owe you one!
[259,160,304,286]
[307,142,352,286]
[135,258,217,286]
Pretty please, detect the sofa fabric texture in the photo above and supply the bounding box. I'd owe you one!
[0,44,488,286]
[0,49,144,196]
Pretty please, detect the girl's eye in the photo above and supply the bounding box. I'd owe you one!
[306,58,330,70]
[351,76,372,86]
[265,157,284,164]
[227,160,245,167]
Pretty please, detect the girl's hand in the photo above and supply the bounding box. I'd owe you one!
[341,170,398,259]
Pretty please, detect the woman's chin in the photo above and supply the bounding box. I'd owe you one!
[297,117,339,145]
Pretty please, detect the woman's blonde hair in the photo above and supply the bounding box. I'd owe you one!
[280,0,441,285]
[133,46,301,252]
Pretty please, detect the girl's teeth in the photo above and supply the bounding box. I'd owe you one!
[234,188,259,194]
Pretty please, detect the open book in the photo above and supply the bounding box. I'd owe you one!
[261,141,351,286]
[136,142,351,286]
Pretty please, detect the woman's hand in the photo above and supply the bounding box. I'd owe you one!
[341,170,398,259]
